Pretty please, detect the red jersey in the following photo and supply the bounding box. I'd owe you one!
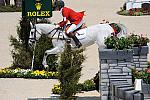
[58,7,84,27]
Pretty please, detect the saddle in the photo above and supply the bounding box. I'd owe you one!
[65,23,87,37]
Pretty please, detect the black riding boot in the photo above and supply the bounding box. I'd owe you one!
[72,35,82,48]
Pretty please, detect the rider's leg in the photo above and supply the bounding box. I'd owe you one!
[76,19,85,29]
[66,24,82,48]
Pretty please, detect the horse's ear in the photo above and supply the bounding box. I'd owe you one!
[30,22,33,28]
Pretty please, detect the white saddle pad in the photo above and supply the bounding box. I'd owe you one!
[61,29,86,40]
[75,29,86,40]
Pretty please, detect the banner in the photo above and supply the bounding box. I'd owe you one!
[22,0,52,18]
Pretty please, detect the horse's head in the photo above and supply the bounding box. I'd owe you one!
[109,23,128,38]
[28,23,42,46]
[116,23,128,38]
[28,23,64,46]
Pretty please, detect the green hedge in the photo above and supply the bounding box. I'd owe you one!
[0,5,21,12]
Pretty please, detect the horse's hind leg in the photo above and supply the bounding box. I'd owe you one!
[42,47,63,68]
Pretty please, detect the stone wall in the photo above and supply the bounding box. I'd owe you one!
[133,46,149,71]
[99,48,133,100]
[99,46,149,100]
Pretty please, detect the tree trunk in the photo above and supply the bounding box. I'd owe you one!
[5,0,10,5]
[14,0,17,6]
[14,0,22,7]
[0,0,5,6]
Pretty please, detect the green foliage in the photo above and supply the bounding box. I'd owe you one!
[132,68,150,84]
[52,84,62,94]
[128,34,149,46]
[52,79,96,94]
[34,34,58,71]
[117,8,144,16]
[104,36,133,50]
[82,80,96,91]
[10,18,58,71]
[104,34,150,50]
[10,18,32,69]
[58,43,85,99]
[0,68,58,79]
[117,7,129,16]
[0,5,21,12]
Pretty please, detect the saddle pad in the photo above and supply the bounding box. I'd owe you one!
[75,29,86,40]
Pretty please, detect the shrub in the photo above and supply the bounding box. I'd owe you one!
[132,68,150,84]
[34,34,58,71]
[104,34,150,50]
[10,18,58,71]
[52,84,62,94]
[128,34,149,46]
[82,80,96,91]
[52,79,96,94]
[117,9,129,16]
[117,8,144,16]
[104,36,133,50]
[0,5,21,12]
[58,43,85,99]
[10,18,32,69]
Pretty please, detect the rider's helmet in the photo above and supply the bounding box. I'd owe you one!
[53,0,65,11]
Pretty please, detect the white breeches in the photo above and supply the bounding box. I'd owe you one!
[66,19,84,34]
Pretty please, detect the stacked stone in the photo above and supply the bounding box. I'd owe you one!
[99,48,133,100]
[133,46,149,71]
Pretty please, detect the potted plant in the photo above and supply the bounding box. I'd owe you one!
[132,68,150,94]
[127,34,149,55]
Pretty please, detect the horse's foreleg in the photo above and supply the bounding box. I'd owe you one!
[42,47,63,68]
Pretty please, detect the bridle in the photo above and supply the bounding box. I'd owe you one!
[29,25,66,43]
[29,25,42,42]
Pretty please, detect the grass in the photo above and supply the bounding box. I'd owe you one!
[0,5,21,12]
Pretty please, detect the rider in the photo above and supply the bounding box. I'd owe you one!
[53,0,85,48]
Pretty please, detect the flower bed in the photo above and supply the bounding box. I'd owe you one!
[0,68,58,79]
[104,34,149,50]
[117,7,150,16]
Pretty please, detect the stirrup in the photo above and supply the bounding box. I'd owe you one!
[75,42,82,48]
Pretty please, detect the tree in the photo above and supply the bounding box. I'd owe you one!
[10,18,32,69]
[10,18,58,70]
[33,34,58,71]
[58,43,85,100]
[14,0,22,7]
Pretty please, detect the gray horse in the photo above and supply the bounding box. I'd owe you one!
[28,23,127,67]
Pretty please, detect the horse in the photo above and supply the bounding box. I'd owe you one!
[28,23,127,67]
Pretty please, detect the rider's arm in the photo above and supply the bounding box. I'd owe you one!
[58,17,68,27]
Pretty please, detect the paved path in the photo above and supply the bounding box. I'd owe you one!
[0,0,150,100]
[0,78,59,100]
